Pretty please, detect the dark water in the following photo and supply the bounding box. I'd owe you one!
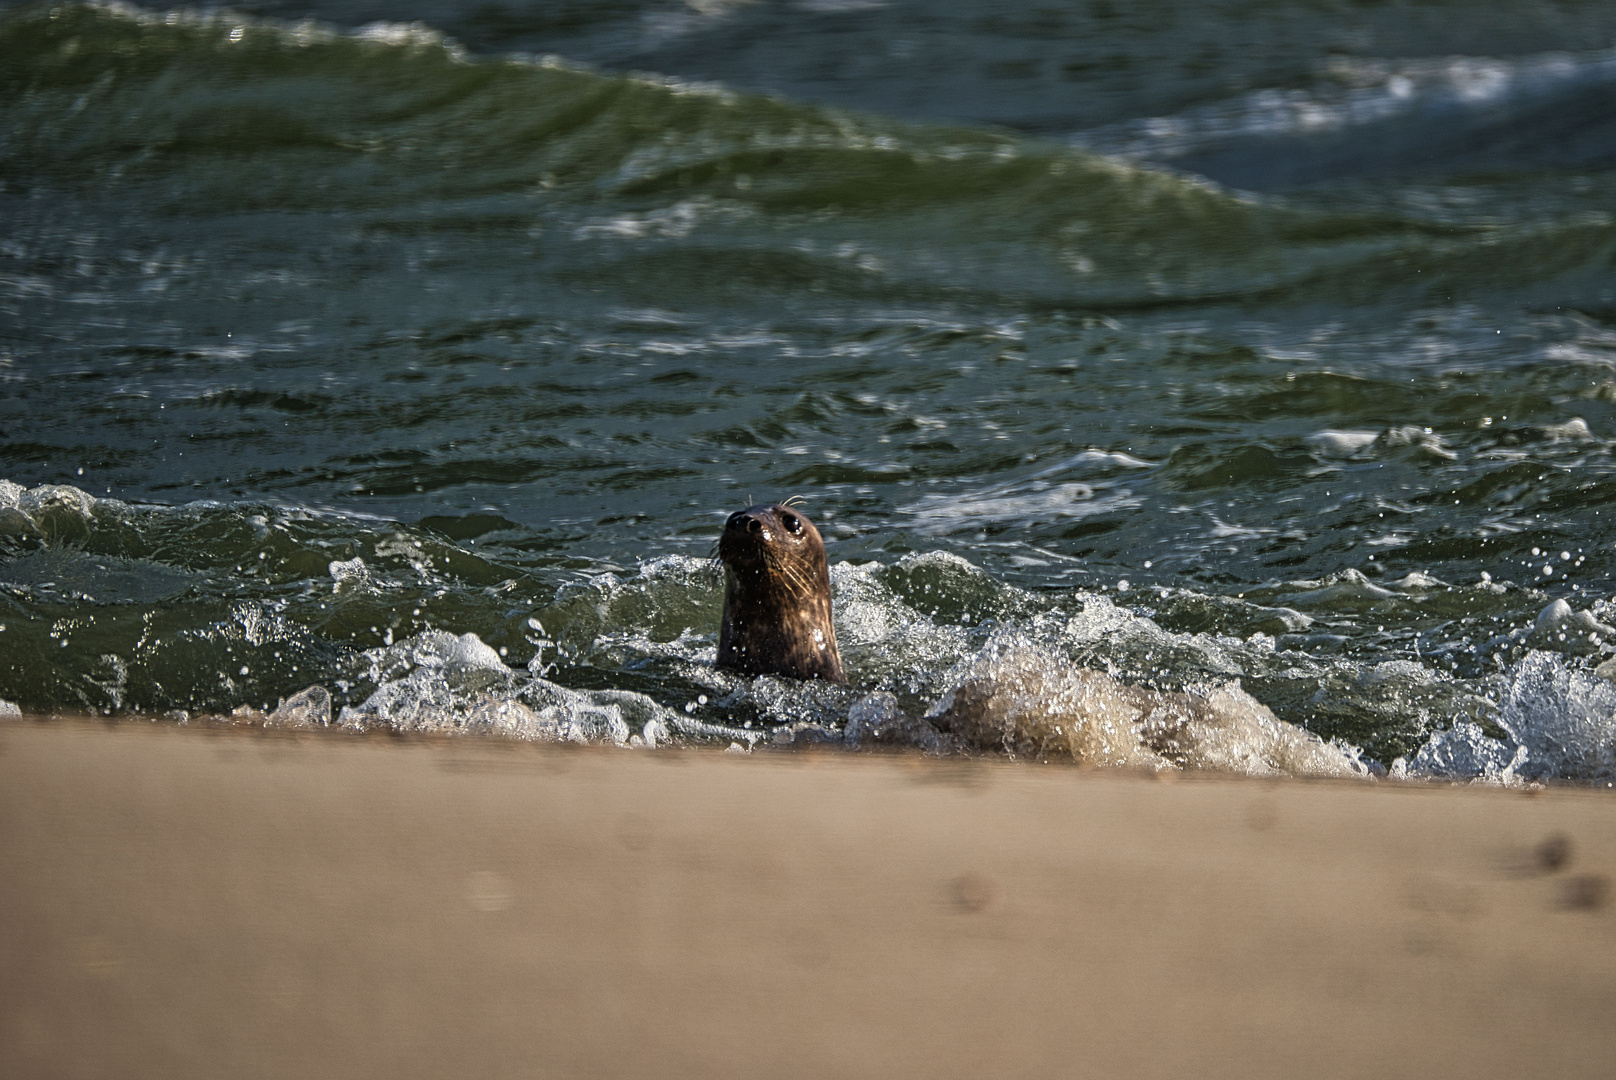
[4,0,1616,781]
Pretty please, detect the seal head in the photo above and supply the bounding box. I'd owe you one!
[716,503,845,684]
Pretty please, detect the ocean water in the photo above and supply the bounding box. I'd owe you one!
[4,0,1616,782]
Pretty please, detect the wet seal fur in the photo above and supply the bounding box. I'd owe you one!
[716,503,845,683]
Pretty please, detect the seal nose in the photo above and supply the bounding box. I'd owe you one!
[725,511,767,536]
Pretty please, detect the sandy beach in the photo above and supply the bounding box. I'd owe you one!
[1,718,1613,1079]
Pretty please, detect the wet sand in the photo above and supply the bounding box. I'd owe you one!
[2,717,1613,1079]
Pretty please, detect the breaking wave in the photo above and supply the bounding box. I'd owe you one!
[8,480,1611,783]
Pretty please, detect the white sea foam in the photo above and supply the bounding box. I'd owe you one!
[1530,599,1616,654]
[921,636,1367,778]
[1401,721,1528,785]
[334,628,674,744]
[1306,430,1379,457]
[1403,651,1616,784]
[1381,425,1456,460]
[1077,44,1616,164]
[902,483,1140,531]
[1540,417,1595,443]
[263,684,333,728]
[328,557,369,592]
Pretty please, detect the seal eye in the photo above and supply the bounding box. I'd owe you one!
[780,512,802,535]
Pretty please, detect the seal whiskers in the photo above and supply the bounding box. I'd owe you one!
[715,502,845,684]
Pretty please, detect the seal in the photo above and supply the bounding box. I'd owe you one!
[716,502,845,683]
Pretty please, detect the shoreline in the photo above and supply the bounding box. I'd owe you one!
[3,717,1614,1078]
[8,706,1615,789]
